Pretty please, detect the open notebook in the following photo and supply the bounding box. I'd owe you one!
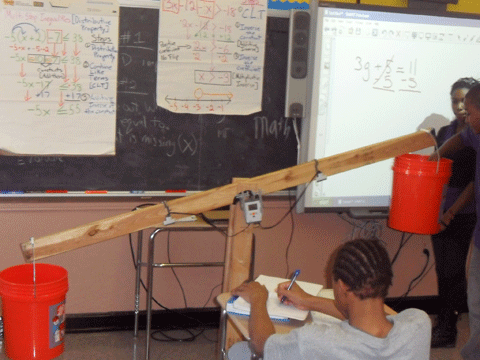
[226,275,323,321]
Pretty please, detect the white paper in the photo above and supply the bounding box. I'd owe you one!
[156,0,267,115]
[231,275,323,321]
[0,0,119,155]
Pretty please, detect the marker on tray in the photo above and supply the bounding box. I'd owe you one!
[280,269,300,303]
[85,190,108,194]
[166,189,186,193]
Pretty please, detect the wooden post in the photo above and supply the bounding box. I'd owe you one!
[222,179,257,352]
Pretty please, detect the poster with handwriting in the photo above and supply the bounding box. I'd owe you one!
[156,0,268,115]
[0,0,119,155]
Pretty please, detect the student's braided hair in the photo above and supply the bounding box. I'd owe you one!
[333,239,393,300]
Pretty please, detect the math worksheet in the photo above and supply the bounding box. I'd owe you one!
[156,0,268,115]
[0,0,119,155]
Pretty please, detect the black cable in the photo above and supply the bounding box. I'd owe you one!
[391,232,414,265]
[284,189,296,278]
[393,250,432,308]
[259,171,317,230]
[128,204,221,343]
[403,249,430,297]
[167,230,188,308]
[404,262,435,296]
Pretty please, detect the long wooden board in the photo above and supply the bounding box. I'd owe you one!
[20,130,436,261]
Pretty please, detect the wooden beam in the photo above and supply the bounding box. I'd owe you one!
[20,130,435,262]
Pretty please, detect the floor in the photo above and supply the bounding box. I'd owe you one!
[0,314,472,359]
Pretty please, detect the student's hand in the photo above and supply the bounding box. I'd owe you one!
[276,282,312,310]
[232,281,269,305]
[439,209,454,231]
[428,152,439,162]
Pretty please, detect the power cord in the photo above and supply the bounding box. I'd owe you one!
[393,249,433,308]
[391,232,414,265]
[128,204,222,343]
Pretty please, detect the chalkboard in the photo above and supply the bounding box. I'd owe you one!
[0,8,297,193]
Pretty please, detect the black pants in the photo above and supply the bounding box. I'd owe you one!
[431,213,476,314]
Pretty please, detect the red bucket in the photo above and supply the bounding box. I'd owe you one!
[0,264,68,359]
[388,154,452,235]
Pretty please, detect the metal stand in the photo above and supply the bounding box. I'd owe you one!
[132,219,228,360]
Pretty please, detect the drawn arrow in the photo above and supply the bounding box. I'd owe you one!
[74,42,81,56]
[12,23,40,35]
[51,43,58,57]
[20,63,26,77]
[64,65,69,83]
[73,66,79,83]
[165,92,233,104]
[194,88,233,101]
[62,42,67,56]
[24,90,31,101]
[59,92,64,107]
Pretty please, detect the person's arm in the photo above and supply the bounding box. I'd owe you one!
[276,282,346,320]
[231,282,275,356]
[440,181,475,229]
[429,132,465,161]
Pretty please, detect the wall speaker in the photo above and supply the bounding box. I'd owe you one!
[285,10,311,118]
[290,11,310,79]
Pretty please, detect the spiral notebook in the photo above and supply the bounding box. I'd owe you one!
[226,275,323,321]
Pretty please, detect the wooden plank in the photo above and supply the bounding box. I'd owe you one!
[20,130,435,262]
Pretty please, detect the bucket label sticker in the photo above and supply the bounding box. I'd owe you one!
[49,301,66,349]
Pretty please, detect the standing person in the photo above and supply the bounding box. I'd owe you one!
[431,77,478,348]
[429,82,480,359]
[228,239,431,360]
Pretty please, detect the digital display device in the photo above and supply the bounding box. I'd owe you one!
[297,2,480,217]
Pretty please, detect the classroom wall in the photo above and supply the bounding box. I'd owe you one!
[4,0,480,316]
[0,198,436,314]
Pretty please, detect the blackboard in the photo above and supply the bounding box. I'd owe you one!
[0,8,298,193]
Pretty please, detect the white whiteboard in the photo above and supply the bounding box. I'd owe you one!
[303,5,480,210]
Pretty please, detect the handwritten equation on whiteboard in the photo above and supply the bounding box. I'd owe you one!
[156,0,267,115]
[353,55,420,93]
[0,2,119,155]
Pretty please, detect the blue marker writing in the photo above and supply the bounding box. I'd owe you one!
[281,269,300,303]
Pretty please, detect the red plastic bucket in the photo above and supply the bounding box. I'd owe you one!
[0,264,68,360]
[388,154,452,235]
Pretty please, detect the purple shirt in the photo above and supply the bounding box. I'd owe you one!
[438,120,476,214]
[460,126,480,248]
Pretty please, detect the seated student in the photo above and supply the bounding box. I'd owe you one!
[228,238,431,360]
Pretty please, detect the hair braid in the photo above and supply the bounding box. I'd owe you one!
[333,239,393,300]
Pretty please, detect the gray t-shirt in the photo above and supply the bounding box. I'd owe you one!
[264,308,431,360]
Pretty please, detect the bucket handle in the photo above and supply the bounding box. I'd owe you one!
[30,237,36,299]
[420,128,440,173]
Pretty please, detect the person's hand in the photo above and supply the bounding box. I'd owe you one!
[232,281,269,305]
[428,152,439,162]
[276,282,312,310]
[439,209,454,231]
